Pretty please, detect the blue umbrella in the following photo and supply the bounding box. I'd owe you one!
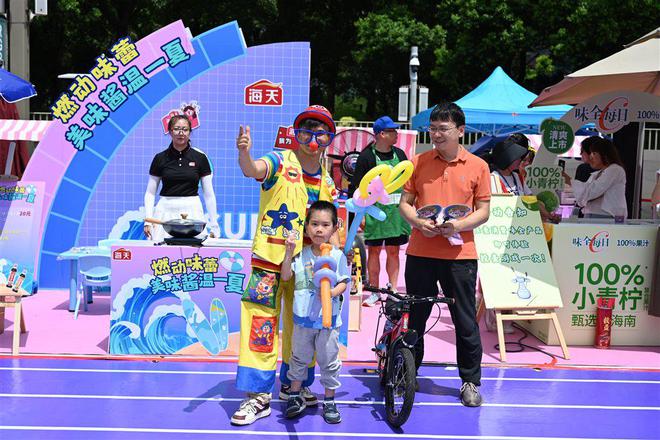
[0,68,37,103]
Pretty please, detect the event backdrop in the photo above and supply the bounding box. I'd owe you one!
[23,21,311,288]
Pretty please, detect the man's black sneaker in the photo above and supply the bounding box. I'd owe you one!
[460,382,483,407]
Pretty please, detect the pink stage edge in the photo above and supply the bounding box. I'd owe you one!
[2,287,659,370]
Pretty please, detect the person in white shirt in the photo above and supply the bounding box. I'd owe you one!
[489,138,560,223]
[563,137,627,219]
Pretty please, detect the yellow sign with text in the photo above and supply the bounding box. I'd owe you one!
[474,195,562,309]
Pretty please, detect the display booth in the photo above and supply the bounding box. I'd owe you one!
[518,90,660,347]
[476,90,659,358]
[0,20,358,357]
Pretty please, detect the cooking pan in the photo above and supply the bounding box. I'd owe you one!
[144,213,206,238]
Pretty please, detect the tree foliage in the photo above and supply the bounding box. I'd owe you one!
[352,11,445,116]
[28,0,659,119]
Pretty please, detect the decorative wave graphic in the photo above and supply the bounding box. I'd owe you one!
[110,274,230,355]
[109,208,148,241]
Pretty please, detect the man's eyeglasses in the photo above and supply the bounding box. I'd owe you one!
[294,128,335,147]
[428,125,457,134]
[171,127,190,134]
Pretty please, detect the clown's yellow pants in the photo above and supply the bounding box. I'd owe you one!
[235,272,315,393]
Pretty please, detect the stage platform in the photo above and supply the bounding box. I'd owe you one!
[0,356,658,439]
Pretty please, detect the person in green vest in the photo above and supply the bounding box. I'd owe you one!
[349,116,411,290]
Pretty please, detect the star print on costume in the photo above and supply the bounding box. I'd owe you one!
[266,203,299,231]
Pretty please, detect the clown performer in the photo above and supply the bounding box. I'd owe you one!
[231,106,339,425]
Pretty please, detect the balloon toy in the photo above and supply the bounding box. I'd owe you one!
[343,161,414,254]
[313,243,337,328]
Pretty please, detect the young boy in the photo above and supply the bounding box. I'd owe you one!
[281,201,350,424]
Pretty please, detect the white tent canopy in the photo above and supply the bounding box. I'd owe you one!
[531,28,660,106]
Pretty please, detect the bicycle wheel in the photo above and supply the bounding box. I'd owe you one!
[384,347,416,427]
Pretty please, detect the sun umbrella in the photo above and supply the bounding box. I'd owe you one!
[0,68,37,103]
[530,28,660,107]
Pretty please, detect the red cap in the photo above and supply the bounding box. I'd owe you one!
[293,105,336,134]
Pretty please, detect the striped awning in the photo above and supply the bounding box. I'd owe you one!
[0,119,52,141]
[327,127,418,159]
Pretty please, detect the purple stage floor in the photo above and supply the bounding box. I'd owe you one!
[0,357,658,439]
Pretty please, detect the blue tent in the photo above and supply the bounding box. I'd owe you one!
[411,67,572,135]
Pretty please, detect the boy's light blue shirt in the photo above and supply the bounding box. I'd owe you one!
[291,245,350,329]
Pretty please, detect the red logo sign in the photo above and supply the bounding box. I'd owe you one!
[112,248,132,261]
[274,125,298,150]
[588,231,610,253]
[245,79,283,106]
[596,97,629,133]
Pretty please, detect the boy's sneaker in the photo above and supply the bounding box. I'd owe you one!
[280,385,318,406]
[322,400,341,424]
[460,382,483,407]
[285,395,306,419]
[230,394,271,425]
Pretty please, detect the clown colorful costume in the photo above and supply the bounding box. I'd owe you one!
[236,149,336,393]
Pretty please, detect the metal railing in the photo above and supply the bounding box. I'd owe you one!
[26,114,657,151]
[643,126,660,151]
[336,120,483,147]
[30,112,53,121]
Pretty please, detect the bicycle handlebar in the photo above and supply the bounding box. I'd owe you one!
[362,285,455,305]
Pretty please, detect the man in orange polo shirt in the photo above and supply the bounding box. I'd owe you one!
[399,102,491,407]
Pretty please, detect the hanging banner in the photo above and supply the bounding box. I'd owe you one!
[532,91,660,168]
[474,195,562,309]
[0,181,45,295]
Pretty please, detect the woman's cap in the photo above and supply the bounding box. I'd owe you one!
[492,139,529,170]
